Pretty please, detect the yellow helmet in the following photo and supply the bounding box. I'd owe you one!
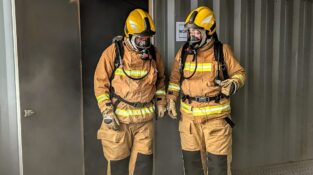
[185,6,216,36]
[124,9,155,37]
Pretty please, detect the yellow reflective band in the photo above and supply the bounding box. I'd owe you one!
[181,101,231,116]
[156,89,166,96]
[115,105,155,117]
[184,62,213,72]
[115,68,147,77]
[231,74,245,85]
[168,83,180,92]
[96,94,110,103]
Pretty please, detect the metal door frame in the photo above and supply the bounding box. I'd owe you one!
[0,0,23,174]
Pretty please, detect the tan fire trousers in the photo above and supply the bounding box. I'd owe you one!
[97,120,153,175]
[179,117,232,175]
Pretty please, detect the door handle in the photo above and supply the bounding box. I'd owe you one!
[24,109,35,118]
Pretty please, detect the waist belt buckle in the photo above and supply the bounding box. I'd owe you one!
[196,96,209,102]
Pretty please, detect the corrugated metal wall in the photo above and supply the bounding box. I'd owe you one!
[226,0,313,169]
[154,0,313,172]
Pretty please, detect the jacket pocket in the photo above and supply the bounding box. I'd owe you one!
[179,120,192,134]
[207,119,231,136]
[97,129,125,143]
[179,120,199,151]
[205,118,232,155]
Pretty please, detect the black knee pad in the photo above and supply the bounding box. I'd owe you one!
[207,152,227,175]
[134,153,153,175]
[182,150,204,175]
[110,156,130,175]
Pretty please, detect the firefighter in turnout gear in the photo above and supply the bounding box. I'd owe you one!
[167,6,246,175]
[94,9,166,175]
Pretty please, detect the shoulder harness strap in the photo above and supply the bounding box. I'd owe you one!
[179,42,190,75]
[108,36,124,100]
[112,36,124,77]
[214,41,229,81]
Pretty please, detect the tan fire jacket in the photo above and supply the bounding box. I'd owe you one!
[167,40,246,123]
[94,39,166,124]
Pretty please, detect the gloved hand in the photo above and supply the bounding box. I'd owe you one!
[220,79,238,96]
[157,105,167,118]
[102,108,120,131]
[167,99,177,119]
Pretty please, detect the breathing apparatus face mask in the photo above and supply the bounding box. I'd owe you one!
[136,38,151,49]
[187,28,207,49]
[130,35,152,60]
[131,35,151,50]
[189,35,201,46]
